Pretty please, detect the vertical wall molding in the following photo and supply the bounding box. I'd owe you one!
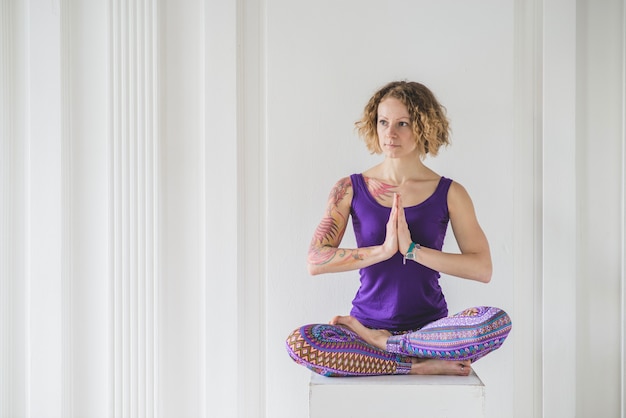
[60,1,74,416]
[620,4,626,417]
[1,1,16,416]
[1,2,26,416]
[240,0,267,416]
[109,1,159,416]
[513,1,542,417]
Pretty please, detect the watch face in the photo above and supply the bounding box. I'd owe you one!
[406,252,416,260]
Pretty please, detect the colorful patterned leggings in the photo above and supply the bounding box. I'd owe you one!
[285,306,512,377]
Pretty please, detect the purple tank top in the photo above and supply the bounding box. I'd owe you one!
[349,173,451,331]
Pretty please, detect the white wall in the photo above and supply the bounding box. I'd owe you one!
[265,0,517,416]
[0,1,624,418]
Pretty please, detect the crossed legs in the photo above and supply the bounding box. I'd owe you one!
[330,315,471,376]
[287,307,511,377]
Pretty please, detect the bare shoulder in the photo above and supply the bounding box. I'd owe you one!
[331,176,354,195]
[334,175,353,188]
[327,176,354,208]
[447,180,477,217]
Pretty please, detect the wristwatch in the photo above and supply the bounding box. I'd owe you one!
[403,242,421,265]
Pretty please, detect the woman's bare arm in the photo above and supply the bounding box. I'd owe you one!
[307,177,398,275]
[401,182,492,283]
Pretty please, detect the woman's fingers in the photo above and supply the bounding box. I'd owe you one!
[396,194,404,220]
[382,194,399,256]
[396,194,412,254]
[391,193,399,221]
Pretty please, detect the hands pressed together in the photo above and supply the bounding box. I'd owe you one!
[382,193,414,260]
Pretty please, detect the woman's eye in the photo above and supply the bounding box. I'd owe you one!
[399,121,409,127]
[378,120,388,126]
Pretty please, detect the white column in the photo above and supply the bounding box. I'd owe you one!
[109,0,159,416]
[204,0,240,415]
[26,1,67,416]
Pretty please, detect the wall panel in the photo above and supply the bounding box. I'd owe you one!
[159,0,205,416]
[27,2,65,415]
[542,0,577,416]
[69,0,109,416]
[204,0,243,416]
[240,0,268,416]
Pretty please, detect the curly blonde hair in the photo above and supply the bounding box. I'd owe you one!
[355,81,450,158]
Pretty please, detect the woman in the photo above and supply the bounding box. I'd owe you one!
[286,81,511,377]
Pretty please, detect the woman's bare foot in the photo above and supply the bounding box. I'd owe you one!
[409,358,472,376]
[330,316,472,376]
[330,315,391,351]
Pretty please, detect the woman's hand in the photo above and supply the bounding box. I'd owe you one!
[380,193,413,258]
[307,177,401,275]
[381,193,400,258]
[396,194,413,255]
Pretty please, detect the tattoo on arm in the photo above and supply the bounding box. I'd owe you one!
[328,177,350,209]
[309,246,364,266]
[312,216,340,243]
[308,177,363,266]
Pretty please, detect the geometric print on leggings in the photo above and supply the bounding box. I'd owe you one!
[386,306,512,362]
[286,324,412,377]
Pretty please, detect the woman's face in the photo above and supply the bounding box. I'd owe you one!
[376,97,418,158]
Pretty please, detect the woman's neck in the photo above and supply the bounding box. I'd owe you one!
[376,157,434,185]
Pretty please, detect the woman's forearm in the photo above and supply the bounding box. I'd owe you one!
[412,246,492,283]
[307,244,392,275]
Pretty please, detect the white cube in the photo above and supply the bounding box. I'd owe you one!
[309,370,485,418]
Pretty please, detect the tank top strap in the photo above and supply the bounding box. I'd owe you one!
[431,176,453,210]
[349,173,367,198]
